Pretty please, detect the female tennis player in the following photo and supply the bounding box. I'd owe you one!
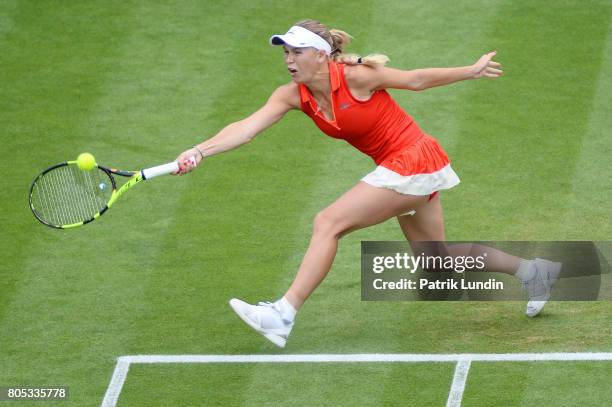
[174,20,560,347]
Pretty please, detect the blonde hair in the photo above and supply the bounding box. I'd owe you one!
[294,19,389,67]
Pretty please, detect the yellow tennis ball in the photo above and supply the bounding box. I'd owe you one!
[76,153,96,171]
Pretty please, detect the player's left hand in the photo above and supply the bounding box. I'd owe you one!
[471,51,503,79]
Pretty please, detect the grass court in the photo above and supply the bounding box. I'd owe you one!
[1,0,611,405]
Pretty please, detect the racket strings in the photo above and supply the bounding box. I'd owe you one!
[31,165,111,226]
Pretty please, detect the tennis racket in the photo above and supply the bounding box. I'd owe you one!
[29,158,192,229]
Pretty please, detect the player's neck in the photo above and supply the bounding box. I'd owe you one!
[305,64,331,98]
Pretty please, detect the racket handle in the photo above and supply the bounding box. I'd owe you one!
[141,161,180,180]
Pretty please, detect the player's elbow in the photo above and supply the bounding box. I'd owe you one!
[406,78,427,91]
[234,120,259,143]
[405,70,428,91]
[394,78,426,92]
[408,82,427,91]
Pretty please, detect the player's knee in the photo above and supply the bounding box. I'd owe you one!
[410,241,452,273]
[313,210,344,239]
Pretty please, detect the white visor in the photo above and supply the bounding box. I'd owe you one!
[269,25,332,55]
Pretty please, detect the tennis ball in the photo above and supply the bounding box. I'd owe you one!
[76,153,96,171]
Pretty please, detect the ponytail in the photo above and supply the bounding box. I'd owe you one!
[294,19,390,67]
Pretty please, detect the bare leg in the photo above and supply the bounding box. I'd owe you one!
[396,194,522,274]
[395,194,559,318]
[284,182,431,310]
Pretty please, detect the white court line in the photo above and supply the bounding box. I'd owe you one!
[100,359,130,407]
[446,360,471,407]
[101,353,612,407]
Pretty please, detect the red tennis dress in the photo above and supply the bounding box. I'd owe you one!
[298,61,460,196]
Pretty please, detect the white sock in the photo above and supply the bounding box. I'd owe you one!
[515,259,536,282]
[275,297,297,322]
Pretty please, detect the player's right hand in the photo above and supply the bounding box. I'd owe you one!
[174,148,203,175]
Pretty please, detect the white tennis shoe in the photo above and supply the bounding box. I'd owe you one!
[523,258,562,317]
[229,298,294,348]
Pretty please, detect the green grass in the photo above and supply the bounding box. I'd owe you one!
[464,362,612,406]
[117,361,612,406]
[120,363,453,406]
[1,0,611,406]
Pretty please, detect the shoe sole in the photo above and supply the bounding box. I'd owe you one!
[229,299,287,348]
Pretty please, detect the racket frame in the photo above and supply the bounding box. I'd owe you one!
[29,160,177,229]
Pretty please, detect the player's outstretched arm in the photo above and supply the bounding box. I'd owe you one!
[175,83,299,174]
[352,51,502,92]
